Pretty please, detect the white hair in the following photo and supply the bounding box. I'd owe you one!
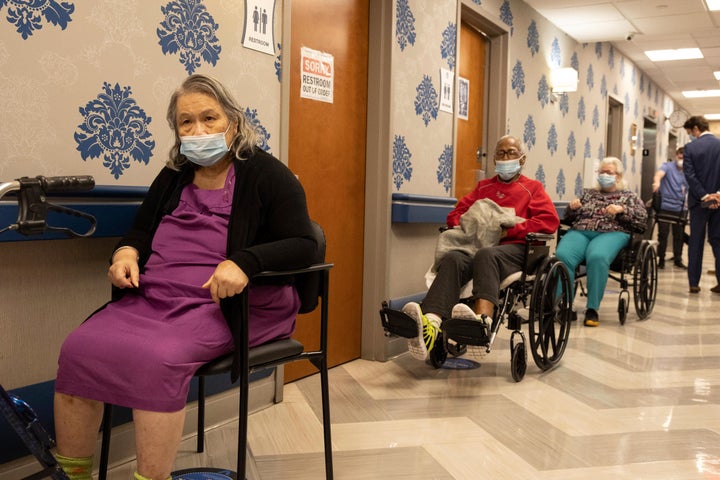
[596,156,626,190]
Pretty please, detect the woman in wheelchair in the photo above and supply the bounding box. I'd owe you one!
[555,156,647,327]
[401,135,560,362]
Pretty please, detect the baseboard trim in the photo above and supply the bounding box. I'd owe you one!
[0,371,279,479]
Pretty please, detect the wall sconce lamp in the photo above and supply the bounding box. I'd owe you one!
[550,67,578,102]
[630,123,638,155]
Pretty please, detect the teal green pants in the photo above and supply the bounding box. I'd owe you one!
[555,229,630,310]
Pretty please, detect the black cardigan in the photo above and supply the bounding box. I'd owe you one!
[111,149,318,379]
[115,149,316,277]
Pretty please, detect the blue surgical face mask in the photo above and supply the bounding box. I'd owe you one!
[597,173,617,188]
[180,126,231,167]
[495,158,523,181]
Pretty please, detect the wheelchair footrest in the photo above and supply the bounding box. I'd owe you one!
[379,307,418,338]
[442,318,489,346]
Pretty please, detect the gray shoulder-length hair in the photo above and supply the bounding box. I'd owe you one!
[165,74,258,170]
[596,156,626,190]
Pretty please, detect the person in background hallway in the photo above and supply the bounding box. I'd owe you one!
[652,146,687,269]
[555,157,647,327]
[682,115,720,294]
[53,74,316,480]
[401,135,559,362]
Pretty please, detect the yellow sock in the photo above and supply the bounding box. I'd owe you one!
[134,472,172,480]
[55,454,92,480]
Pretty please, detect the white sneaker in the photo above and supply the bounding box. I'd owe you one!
[451,303,490,360]
[402,302,439,361]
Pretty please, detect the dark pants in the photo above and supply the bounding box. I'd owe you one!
[656,209,684,264]
[687,205,720,287]
[421,244,525,320]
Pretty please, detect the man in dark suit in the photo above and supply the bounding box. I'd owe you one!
[682,116,720,294]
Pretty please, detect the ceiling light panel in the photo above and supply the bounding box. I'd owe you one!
[645,48,703,61]
[682,89,720,97]
[706,0,720,11]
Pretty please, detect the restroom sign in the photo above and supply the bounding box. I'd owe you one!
[242,0,276,55]
[300,47,334,103]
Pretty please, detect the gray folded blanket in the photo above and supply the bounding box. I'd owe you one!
[433,198,525,270]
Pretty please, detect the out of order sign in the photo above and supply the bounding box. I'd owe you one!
[300,47,334,104]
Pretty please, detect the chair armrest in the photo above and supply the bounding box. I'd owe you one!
[525,232,555,243]
[253,262,334,278]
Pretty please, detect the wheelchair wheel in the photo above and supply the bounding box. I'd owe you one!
[510,331,527,382]
[633,242,658,320]
[617,289,630,325]
[528,256,572,371]
[618,297,627,325]
[447,341,467,357]
[429,332,448,368]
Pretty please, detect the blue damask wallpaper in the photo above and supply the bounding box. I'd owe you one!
[390,0,679,202]
[0,0,282,186]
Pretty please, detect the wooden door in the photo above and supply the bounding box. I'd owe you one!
[286,0,368,380]
[456,21,487,198]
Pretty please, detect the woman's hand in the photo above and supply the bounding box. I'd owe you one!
[108,248,140,288]
[202,260,249,303]
[568,198,582,210]
[605,204,625,216]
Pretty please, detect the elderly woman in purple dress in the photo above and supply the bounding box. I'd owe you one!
[53,74,317,480]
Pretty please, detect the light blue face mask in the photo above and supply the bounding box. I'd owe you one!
[180,126,231,167]
[495,158,523,181]
[597,173,617,188]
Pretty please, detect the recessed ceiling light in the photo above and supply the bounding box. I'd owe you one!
[714,71,720,80]
[706,0,720,11]
[683,89,720,98]
[645,48,703,61]
[704,113,720,120]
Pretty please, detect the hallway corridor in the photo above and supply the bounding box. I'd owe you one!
[111,246,720,479]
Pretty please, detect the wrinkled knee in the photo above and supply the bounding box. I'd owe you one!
[473,246,495,263]
[438,250,470,270]
[586,251,612,268]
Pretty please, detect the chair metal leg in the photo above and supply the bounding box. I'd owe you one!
[319,360,334,480]
[197,376,206,453]
[98,404,113,480]
[236,368,249,480]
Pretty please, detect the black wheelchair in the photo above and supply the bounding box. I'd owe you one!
[379,233,573,382]
[559,222,658,325]
[647,191,689,265]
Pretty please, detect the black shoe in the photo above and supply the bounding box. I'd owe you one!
[658,261,665,269]
[584,308,599,327]
[674,262,687,269]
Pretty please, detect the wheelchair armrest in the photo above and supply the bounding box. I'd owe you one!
[525,232,555,243]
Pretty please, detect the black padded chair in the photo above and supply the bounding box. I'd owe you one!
[98,222,334,480]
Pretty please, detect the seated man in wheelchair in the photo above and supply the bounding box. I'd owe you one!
[401,135,560,361]
[555,156,647,327]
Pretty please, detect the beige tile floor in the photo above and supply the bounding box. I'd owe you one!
[102,246,720,479]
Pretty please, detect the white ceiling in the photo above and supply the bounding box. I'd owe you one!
[524,0,720,119]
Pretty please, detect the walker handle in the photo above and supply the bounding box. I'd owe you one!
[1,175,97,238]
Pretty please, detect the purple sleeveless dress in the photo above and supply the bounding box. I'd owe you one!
[56,170,300,412]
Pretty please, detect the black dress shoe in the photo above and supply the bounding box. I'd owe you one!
[658,262,665,269]
[711,284,720,294]
[689,286,701,294]
[674,262,687,269]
